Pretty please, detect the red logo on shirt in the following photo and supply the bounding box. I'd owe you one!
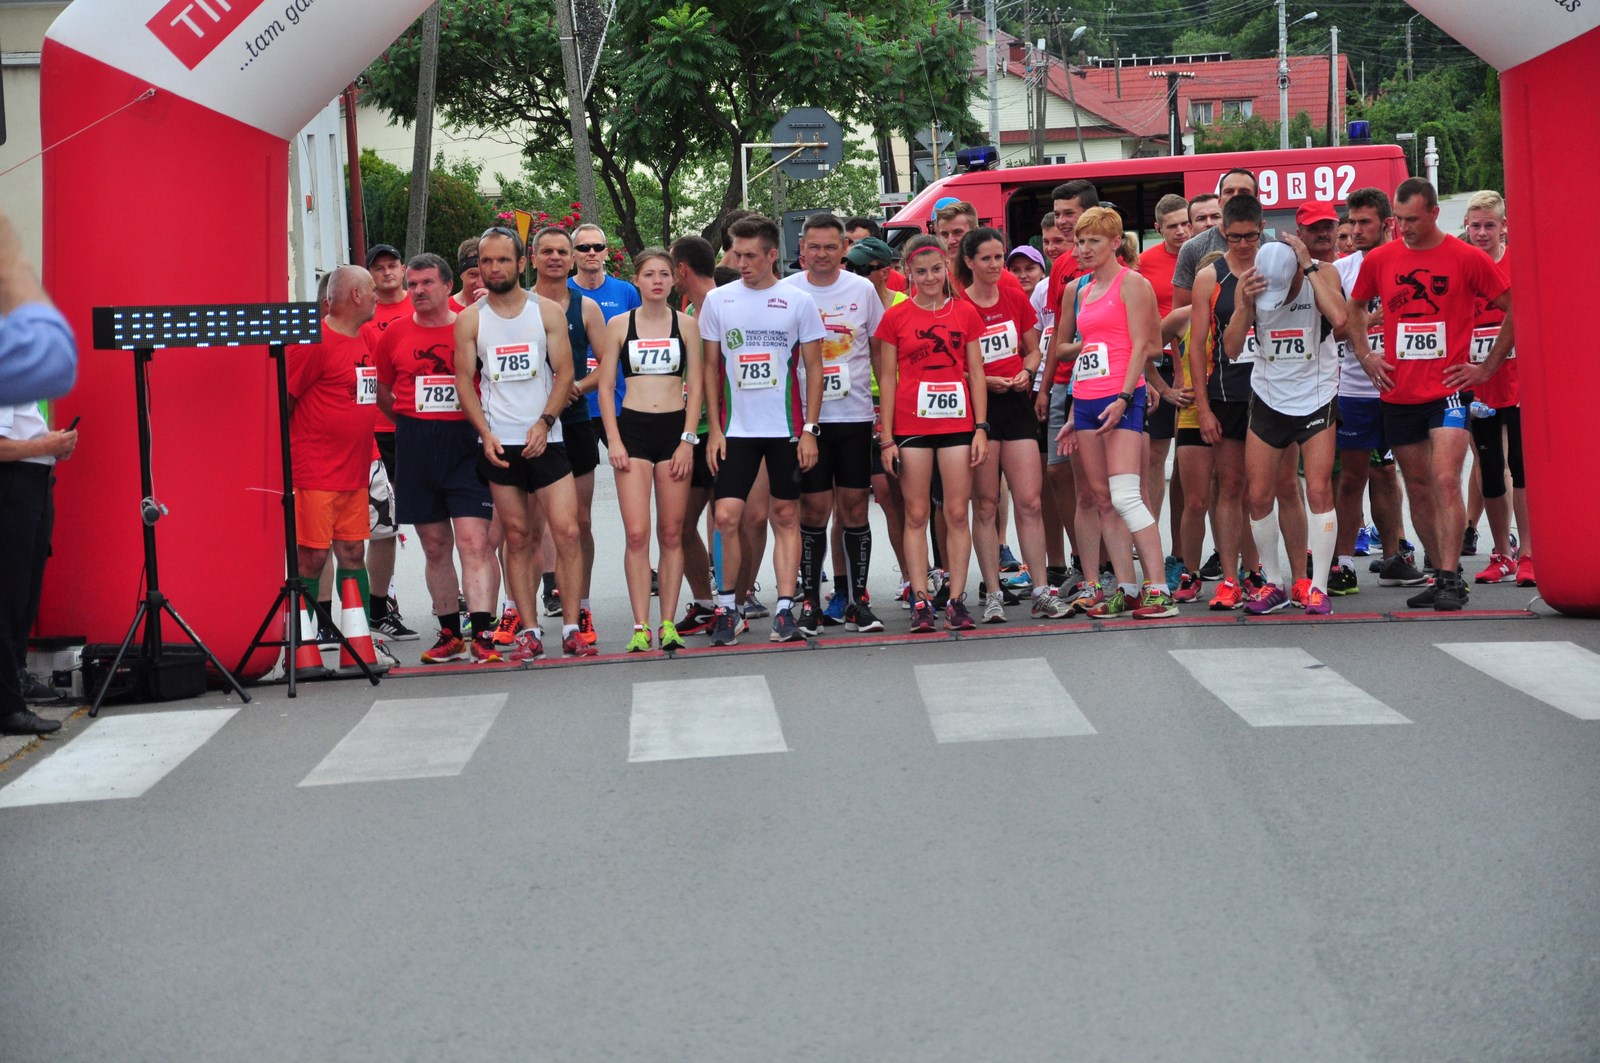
[147,0,267,70]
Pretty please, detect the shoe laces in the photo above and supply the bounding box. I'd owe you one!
[578,609,595,635]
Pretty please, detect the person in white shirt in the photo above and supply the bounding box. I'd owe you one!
[0,400,77,734]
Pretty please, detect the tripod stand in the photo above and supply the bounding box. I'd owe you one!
[236,342,380,696]
[89,346,251,717]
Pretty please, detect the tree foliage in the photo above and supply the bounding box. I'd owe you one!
[358,150,496,259]
[363,0,981,254]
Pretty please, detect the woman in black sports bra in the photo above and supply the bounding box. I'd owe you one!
[596,247,704,652]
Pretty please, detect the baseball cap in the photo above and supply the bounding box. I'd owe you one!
[1006,245,1046,270]
[1255,241,1299,312]
[844,236,895,269]
[1295,201,1340,227]
[365,243,402,268]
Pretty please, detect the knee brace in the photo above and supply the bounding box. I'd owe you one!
[1109,474,1155,533]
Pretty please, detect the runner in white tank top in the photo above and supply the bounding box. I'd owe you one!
[455,227,591,662]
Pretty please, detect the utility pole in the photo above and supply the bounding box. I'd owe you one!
[1109,1,1121,98]
[404,1,440,258]
[985,0,999,152]
[1406,14,1418,83]
[1150,70,1195,156]
[555,0,599,220]
[1277,0,1290,151]
[1328,26,1338,147]
[1035,38,1047,165]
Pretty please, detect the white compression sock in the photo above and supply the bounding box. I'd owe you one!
[1250,503,1284,587]
[1310,510,1337,593]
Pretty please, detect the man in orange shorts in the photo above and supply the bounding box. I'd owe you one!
[289,264,382,650]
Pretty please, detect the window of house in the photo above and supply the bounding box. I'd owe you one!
[1188,101,1214,126]
[1221,99,1254,120]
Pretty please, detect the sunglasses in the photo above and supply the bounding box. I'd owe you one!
[574,243,607,253]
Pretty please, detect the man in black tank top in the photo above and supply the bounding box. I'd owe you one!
[532,228,608,648]
[1187,193,1264,612]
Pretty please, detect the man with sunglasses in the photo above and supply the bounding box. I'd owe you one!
[569,224,640,435]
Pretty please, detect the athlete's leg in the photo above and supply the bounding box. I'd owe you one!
[1301,427,1338,594]
[1145,435,1172,525]
[714,495,748,604]
[1243,431,1287,585]
[574,470,596,601]
[769,496,801,602]
[1391,440,1438,565]
[1176,444,1214,571]
[1275,441,1308,582]
[836,485,871,601]
[1334,450,1371,559]
[799,488,833,609]
[1428,427,1472,577]
[413,520,460,616]
[488,483,539,624]
[533,475,585,630]
[450,515,497,616]
[1212,437,1248,579]
[897,449,935,599]
[1370,461,1405,556]
[682,485,714,603]
[654,464,690,625]
[935,445,975,599]
[615,458,657,628]
[1104,427,1165,589]
[1001,438,1047,591]
[970,443,1003,594]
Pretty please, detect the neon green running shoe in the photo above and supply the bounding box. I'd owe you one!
[658,619,686,652]
[1087,587,1132,619]
[623,627,652,653]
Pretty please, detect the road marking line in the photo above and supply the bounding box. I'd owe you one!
[1436,641,1600,720]
[1169,648,1411,727]
[0,709,239,808]
[628,674,788,762]
[916,657,1096,743]
[298,694,507,787]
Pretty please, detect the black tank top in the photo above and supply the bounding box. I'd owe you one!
[619,308,687,380]
[1208,258,1255,404]
[560,289,590,423]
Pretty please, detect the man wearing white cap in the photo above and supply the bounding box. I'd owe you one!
[1222,230,1347,616]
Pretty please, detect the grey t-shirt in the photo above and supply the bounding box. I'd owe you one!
[1172,225,1227,293]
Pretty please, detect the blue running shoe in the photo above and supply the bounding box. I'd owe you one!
[1163,554,1184,587]
[1001,564,1033,590]
[998,544,1022,573]
[821,591,847,626]
[1354,524,1377,556]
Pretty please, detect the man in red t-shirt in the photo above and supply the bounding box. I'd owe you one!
[373,253,500,663]
[1137,192,1193,540]
[1347,178,1513,610]
[287,265,381,657]
[357,243,413,637]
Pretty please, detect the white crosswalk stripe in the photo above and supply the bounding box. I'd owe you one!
[1170,648,1412,727]
[299,694,507,787]
[1436,641,1600,720]
[628,674,788,762]
[0,709,238,808]
[916,658,1096,743]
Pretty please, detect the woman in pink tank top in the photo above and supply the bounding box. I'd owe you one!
[1054,207,1176,620]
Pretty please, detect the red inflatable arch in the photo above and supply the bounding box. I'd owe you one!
[1406,2,1600,617]
[37,0,434,673]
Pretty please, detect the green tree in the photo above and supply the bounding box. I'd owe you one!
[358,149,495,260]
[363,1,980,254]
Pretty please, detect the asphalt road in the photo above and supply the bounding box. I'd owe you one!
[3,606,1597,1061]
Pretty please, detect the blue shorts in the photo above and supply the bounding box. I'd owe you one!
[1073,387,1146,433]
[1337,395,1386,452]
[393,414,494,525]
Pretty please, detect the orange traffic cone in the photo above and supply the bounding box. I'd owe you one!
[290,600,329,680]
[336,577,388,675]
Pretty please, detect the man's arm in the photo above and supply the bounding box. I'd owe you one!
[0,209,76,404]
[576,296,606,397]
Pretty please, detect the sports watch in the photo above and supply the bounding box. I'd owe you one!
[1302,261,1321,276]
[680,432,699,445]
[540,413,557,429]
[802,422,821,437]
[974,421,991,433]
[1116,391,1136,405]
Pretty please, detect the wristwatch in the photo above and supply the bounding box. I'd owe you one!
[680,431,699,445]
[540,413,557,429]
[974,421,991,433]
[1117,391,1136,405]
[1302,261,1321,276]
[802,422,821,437]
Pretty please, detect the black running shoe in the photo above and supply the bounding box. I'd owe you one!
[1327,564,1359,596]
[709,606,738,646]
[372,611,419,642]
[1461,526,1479,557]
[1433,571,1465,612]
[796,601,824,637]
[846,598,884,633]
[1378,553,1428,587]
[542,587,561,618]
[1406,579,1438,609]
[1198,550,1223,581]
[677,601,716,636]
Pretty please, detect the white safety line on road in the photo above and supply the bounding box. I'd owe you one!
[1436,641,1600,720]
[1170,648,1412,727]
[0,709,239,809]
[916,657,1097,743]
[628,674,788,762]
[298,694,507,787]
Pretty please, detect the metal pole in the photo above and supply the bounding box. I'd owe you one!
[985,0,999,152]
[556,0,599,220]
[1277,0,1290,151]
[1066,68,1086,162]
[1328,27,1338,147]
[404,2,440,258]
[1424,135,1439,189]
[1406,16,1415,83]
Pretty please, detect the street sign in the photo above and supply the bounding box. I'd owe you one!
[915,126,954,151]
[769,107,844,181]
[914,156,957,183]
